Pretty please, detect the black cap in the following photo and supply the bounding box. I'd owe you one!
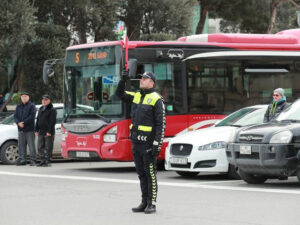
[21,91,30,96]
[141,72,156,83]
[42,94,50,100]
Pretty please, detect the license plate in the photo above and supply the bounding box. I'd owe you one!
[240,145,252,155]
[76,151,90,158]
[169,157,188,165]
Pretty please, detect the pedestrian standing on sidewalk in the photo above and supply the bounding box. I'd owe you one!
[35,95,56,167]
[14,92,37,166]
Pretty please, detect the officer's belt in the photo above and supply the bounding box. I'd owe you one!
[130,124,152,132]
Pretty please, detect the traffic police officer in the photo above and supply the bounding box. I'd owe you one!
[116,70,165,214]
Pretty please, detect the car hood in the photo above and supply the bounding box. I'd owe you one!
[0,124,17,131]
[239,122,298,135]
[237,122,300,143]
[169,126,237,146]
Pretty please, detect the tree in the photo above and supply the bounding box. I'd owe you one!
[0,0,36,112]
[33,0,119,44]
[267,0,300,33]
[22,23,69,103]
[119,0,197,40]
[195,0,225,34]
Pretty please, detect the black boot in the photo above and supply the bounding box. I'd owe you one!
[132,202,147,213]
[144,203,156,214]
[37,161,45,167]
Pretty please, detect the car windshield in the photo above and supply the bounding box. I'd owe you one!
[0,114,14,125]
[276,99,300,122]
[216,107,266,127]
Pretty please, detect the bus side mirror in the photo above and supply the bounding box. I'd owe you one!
[43,60,55,85]
[42,59,64,85]
[129,59,137,78]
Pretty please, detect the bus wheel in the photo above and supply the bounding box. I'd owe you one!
[0,141,19,165]
[227,164,240,180]
[176,171,199,177]
[239,169,267,184]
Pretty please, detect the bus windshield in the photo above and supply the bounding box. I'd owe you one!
[64,45,122,118]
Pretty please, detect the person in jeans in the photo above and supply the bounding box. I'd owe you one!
[14,92,36,166]
[35,95,57,167]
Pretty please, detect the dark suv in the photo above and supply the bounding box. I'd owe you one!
[227,99,300,184]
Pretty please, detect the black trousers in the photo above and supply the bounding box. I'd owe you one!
[132,142,158,204]
[37,135,54,162]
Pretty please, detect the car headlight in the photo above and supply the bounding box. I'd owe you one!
[103,126,117,143]
[198,141,226,151]
[269,130,292,144]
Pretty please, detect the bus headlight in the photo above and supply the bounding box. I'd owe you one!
[104,126,117,143]
[62,131,68,141]
[269,130,292,144]
[198,141,226,151]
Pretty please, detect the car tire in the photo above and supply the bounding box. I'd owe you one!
[296,169,300,183]
[227,164,240,180]
[238,169,267,184]
[176,171,199,177]
[0,141,19,165]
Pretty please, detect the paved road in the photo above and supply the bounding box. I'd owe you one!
[0,161,300,225]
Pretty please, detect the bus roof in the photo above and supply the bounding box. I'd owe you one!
[67,28,300,51]
[185,50,300,61]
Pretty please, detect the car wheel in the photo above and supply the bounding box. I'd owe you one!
[0,141,19,165]
[296,169,300,183]
[176,171,199,177]
[238,169,267,184]
[227,164,240,180]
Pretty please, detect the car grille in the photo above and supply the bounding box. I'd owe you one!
[239,134,264,143]
[170,163,191,169]
[170,144,193,156]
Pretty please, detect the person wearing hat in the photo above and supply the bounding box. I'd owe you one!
[116,70,165,214]
[35,95,57,167]
[14,92,37,165]
[264,88,290,123]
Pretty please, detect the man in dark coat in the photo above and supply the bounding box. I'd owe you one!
[35,95,57,167]
[264,88,290,123]
[14,92,37,165]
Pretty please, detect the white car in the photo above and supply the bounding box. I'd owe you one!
[0,103,64,165]
[165,105,268,178]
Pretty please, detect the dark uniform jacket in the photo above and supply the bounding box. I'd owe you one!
[14,101,36,132]
[116,79,165,148]
[35,103,57,135]
[264,100,290,123]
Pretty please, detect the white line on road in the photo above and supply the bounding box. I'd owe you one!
[0,171,300,195]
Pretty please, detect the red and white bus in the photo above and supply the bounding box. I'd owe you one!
[56,28,300,162]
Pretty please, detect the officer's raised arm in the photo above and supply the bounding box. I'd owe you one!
[116,70,134,102]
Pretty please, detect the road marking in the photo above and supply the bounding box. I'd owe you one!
[0,171,300,195]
